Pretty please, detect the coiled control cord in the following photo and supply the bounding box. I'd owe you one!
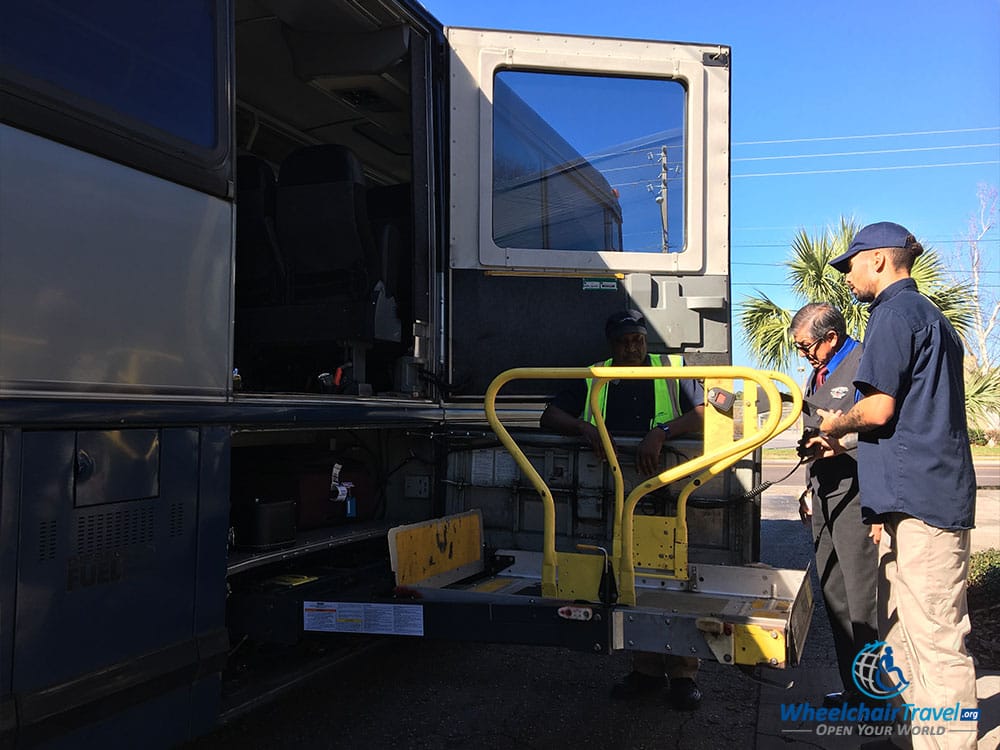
[739,457,808,501]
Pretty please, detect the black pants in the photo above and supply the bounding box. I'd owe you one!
[810,454,878,690]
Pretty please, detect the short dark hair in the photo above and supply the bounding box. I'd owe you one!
[790,301,847,341]
[886,234,923,272]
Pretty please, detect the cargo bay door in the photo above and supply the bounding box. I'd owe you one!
[446,27,733,403]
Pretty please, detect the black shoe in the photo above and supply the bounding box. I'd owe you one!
[823,688,863,708]
[668,677,702,711]
[610,671,667,700]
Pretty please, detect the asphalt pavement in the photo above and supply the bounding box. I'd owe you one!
[185,450,999,750]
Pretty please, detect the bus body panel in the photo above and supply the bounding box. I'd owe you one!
[0,126,233,400]
[6,425,229,746]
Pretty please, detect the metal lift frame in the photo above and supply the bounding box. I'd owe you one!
[305,366,813,669]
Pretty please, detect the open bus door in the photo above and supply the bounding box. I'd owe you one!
[304,28,812,671]
[445,27,733,401]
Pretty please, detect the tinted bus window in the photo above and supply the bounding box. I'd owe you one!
[493,71,685,253]
[2,0,218,148]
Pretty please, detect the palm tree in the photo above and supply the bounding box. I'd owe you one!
[738,216,975,371]
[964,366,1000,429]
[737,218,1000,430]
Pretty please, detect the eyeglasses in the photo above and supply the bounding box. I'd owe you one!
[793,332,830,355]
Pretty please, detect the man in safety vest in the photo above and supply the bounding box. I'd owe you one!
[539,308,706,709]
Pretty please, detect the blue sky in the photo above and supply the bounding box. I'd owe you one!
[421,0,1000,370]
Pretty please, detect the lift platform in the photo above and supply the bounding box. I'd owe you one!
[304,365,812,669]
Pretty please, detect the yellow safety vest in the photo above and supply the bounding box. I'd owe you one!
[582,353,684,428]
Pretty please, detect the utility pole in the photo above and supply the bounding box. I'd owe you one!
[654,145,668,251]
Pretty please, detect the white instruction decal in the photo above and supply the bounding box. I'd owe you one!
[470,449,494,485]
[493,450,519,485]
[303,601,424,636]
[470,448,521,487]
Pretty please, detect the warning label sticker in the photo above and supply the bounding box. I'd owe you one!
[302,601,424,636]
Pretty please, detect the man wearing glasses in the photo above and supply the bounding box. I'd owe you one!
[790,302,877,709]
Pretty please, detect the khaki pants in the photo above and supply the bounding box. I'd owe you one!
[878,513,977,750]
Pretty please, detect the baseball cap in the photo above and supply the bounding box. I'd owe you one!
[829,221,918,272]
[605,309,647,339]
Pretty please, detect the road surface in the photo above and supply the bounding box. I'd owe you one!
[183,456,999,750]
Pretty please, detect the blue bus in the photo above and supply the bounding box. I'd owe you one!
[0,3,741,746]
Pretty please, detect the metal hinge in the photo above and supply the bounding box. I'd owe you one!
[703,48,730,68]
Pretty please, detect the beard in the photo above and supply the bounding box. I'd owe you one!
[848,282,874,303]
[616,351,646,366]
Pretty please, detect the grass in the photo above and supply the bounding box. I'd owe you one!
[763,445,1000,461]
[762,447,804,461]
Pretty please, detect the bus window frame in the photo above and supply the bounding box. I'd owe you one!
[0,0,232,199]
[447,29,731,277]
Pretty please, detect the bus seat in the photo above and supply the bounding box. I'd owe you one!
[235,154,284,306]
[262,144,400,373]
[367,183,412,311]
[276,144,375,306]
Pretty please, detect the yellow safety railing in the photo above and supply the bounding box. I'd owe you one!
[484,366,801,604]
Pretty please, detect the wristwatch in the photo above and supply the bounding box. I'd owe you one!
[655,422,671,439]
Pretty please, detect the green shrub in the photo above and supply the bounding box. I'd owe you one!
[968,548,1000,610]
[969,427,1000,446]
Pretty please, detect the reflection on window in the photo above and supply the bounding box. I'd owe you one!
[493,71,685,253]
[3,0,218,148]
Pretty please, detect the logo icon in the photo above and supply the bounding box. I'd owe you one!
[851,641,910,700]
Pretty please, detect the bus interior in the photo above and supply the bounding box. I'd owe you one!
[232,0,436,398]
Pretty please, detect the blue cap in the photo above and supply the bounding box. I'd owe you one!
[605,309,647,339]
[829,221,917,272]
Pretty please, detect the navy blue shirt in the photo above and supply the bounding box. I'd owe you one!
[854,279,976,529]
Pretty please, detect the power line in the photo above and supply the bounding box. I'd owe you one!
[733,143,1000,163]
[734,160,1000,178]
[584,133,999,181]
[610,176,682,188]
[732,282,805,287]
[733,261,1000,270]
[732,281,1000,289]
[602,161,682,173]
[733,225,1000,239]
[587,127,999,157]
[731,239,1000,249]
[734,126,1000,147]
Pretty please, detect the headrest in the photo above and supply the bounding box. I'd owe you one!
[236,154,276,193]
[279,144,367,187]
